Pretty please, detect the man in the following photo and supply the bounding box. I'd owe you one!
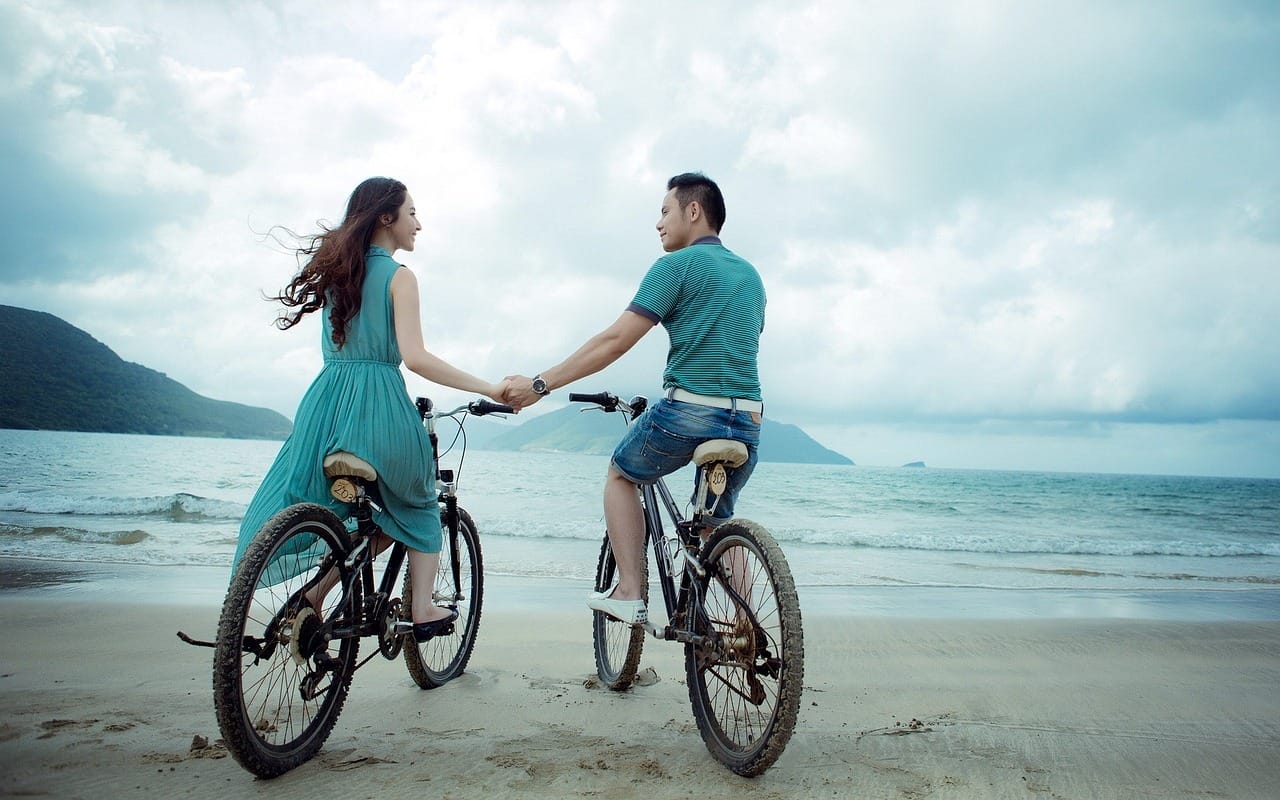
[504,172,765,625]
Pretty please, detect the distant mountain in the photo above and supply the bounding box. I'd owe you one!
[474,403,854,465]
[0,305,292,439]
[763,418,855,465]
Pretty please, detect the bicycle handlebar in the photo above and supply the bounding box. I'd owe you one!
[416,396,514,420]
[569,391,649,420]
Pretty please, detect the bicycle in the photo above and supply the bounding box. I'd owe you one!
[211,396,512,778]
[571,391,804,776]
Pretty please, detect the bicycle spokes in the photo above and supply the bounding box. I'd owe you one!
[685,520,803,776]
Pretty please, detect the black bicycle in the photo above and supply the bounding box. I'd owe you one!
[212,396,511,778]
[572,391,804,776]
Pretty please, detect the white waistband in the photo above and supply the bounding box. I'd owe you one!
[666,388,763,414]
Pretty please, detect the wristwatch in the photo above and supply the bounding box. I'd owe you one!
[531,374,550,396]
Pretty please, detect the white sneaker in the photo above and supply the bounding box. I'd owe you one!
[587,589,647,625]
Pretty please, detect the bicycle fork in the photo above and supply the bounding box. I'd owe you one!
[437,475,464,608]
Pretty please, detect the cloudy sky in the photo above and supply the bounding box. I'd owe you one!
[3,1,1277,477]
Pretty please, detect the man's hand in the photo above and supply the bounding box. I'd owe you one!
[502,374,543,411]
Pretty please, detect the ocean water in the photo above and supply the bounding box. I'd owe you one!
[2,428,1278,619]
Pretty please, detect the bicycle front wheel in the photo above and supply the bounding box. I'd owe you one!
[591,532,647,690]
[403,506,483,688]
[686,519,804,776]
[213,503,360,778]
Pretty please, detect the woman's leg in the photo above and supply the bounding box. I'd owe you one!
[297,536,449,628]
[408,548,454,624]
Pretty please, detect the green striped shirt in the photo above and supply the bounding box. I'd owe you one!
[629,237,765,401]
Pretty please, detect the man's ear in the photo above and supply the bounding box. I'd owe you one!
[686,201,702,223]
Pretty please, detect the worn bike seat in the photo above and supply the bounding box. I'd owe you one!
[323,452,378,481]
[692,439,749,468]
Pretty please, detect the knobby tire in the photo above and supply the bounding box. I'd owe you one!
[213,504,360,778]
[686,519,804,776]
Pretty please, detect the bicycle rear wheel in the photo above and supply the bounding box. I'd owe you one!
[403,506,483,688]
[686,519,804,776]
[213,503,360,778]
[591,532,647,690]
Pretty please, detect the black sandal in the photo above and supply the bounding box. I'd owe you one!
[408,608,458,643]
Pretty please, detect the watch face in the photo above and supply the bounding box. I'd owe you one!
[532,377,547,394]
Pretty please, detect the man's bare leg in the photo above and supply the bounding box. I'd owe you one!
[602,466,646,600]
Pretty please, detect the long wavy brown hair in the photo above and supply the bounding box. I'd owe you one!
[271,177,408,349]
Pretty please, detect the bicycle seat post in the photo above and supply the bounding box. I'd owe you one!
[690,438,749,521]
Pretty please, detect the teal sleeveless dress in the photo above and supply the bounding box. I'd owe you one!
[232,245,441,574]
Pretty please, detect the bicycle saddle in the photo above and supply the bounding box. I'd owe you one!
[323,452,377,481]
[692,439,749,468]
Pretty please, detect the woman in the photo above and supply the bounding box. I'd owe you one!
[233,176,507,642]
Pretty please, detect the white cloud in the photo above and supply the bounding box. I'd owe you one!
[51,110,206,193]
[2,0,1278,476]
[740,113,875,182]
[762,193,1279,428]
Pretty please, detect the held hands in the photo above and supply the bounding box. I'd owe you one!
[486,378,517,407]
[501,374,543,411]
[475,375,541,411]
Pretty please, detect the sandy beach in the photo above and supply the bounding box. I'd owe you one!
[1,560,1278,799]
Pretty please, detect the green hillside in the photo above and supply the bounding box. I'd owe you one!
[476,403,854,465]
[0,305,292,439]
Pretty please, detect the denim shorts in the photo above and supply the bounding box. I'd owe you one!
[610,398,760,521]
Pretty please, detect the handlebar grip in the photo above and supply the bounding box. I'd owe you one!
[469,398,515,416]
[569,391,616,409]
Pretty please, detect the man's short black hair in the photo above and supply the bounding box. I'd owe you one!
[667,172,726,233]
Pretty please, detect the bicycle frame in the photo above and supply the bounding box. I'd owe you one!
[639,479,708,637]
[323,494,407,644]
[573,391,754,648]
[641,463,769,658]
[315,397,504,649]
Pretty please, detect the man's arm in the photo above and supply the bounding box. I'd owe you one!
[506,309,655,408]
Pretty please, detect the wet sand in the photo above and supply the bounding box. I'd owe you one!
[1,561,1278,798]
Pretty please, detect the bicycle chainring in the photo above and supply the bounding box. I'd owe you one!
[378,598,404,659]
